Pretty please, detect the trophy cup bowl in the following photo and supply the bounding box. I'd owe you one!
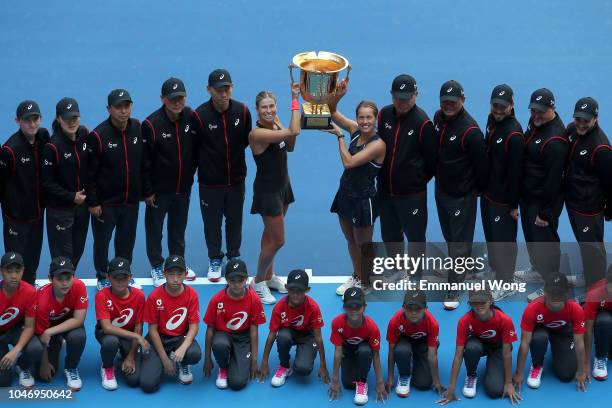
[289,51,351,129]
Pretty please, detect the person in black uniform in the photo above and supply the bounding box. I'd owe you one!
[433,80,488,311]
[87,89,144,290]
[41,97,90,270]
[481,85,524,301]
[325,81,386,296]
[564,97,612,288]
[142,78,196,287]
[376,75,437,280]
[0,101,50,284]
[514,89,567,298]
[190,69,252,282]
[248,83,301,305]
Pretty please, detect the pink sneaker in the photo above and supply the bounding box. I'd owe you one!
[271,365,292,387]
[100,366,117,390]
[354,381,368,405]
[216,367,228,389]
[527,365,543,388]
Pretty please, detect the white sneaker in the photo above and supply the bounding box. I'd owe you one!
[395,375,411,397]
[150,265,165,287]
[178,363,193,384]
[271,365,292,387]
[354,381,369,405]
[216,368,228,389]
[527,286,545,302]
[492,287,518,301]
[64,368,82,391]
[185,266,196,281]
[527,365,543,388]
[207,259,223,282]
[129,278,141,290]
[514,267,544,283]
[462,376,477,398]
[100,366,117,390]
[252,280,276,304]
[336,276,356,296]
[567,275,585,288]
[443,291,460,311]
[17,367,34,388]
[267,274,288,294]
[593,358,608,381]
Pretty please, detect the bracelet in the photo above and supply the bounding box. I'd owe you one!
[290,99,300,111]
[337,134,344,140]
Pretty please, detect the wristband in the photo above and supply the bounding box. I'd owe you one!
[290,99,300,111]
[337,134,345,140]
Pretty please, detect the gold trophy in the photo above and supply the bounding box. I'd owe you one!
[289,51,351,129]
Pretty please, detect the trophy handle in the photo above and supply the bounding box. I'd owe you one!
[344,64,352,81]
[289,64,296,83]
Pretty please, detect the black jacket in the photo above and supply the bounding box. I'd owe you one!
[86,118,144,206]
[377,104,437,195]
[190,99,252,187]
[0,128,50,221]
[521,113,567,221]
[484,113,524,209]
[41,126,89,210]
[565,122,612,216]
[141,106,194,196]
[434,108,488,198]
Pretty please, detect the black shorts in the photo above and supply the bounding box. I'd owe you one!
[250,182,295,216]
[330,191,378,227]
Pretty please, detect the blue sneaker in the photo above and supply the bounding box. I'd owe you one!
[207,259,223,282]
[150,265,165,287]
[97,278,111,291]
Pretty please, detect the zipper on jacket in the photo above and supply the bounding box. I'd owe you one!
[388,122,401,194]
[121,131,129,203]
[222,113,231,185]
[175,121,183,193]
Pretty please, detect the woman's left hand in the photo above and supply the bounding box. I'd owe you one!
[291,82,300,99]
[321,122,343,138]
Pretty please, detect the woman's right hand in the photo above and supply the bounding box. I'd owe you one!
[321,122,343,138]
[291,82,300,99]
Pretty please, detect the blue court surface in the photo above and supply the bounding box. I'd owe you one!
[1,0,611,406]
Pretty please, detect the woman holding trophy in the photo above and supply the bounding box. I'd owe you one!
[326,80,386,296]
[248,82,301,304]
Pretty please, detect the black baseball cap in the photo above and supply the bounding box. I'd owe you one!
[490,84,514,107]
[573,97,599,120]
[440,80,465,102]
[107,89,132,107]
[16,100,41,119]
[225,259,248,280]
[1,252,24,268]
[49,256,75,277]
[528,88,555,112]
[162,77,187,99]
[208,69,232,89]
[343,287,365,308]
[469,289,492,302]
[108,257,131,277]
[391,74,417,100]
[164,255,186,272]
[286,269,309,290]
[403,289,427,308]
[544,273,569,297]
[56,97,80,120]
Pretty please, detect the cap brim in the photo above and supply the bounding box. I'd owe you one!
[344,300,365,308]
[20,112,40,119]
[1,261,24,268]
[164,91,186,99]
[109,270,130,277]
[528,103,548,112]
[211,81,232,89]
[404,301,425,308]
[111,98,132,106]
[392,91,415,100]
[440,95,461,102]
[286,282,308,290]
[573,111,595,120]
[52,269,74,276]
[60,112,80,119]
[490,98,511,107]
[164,265,186,272]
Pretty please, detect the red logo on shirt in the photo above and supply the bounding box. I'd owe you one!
[112,308,135,328]
[346,336,364,345]
[226,312,248,331]
[166,307,187,331]
[479,330,497,339]
[291,315,305,327]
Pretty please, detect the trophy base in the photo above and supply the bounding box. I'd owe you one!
[301,102,332,130]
